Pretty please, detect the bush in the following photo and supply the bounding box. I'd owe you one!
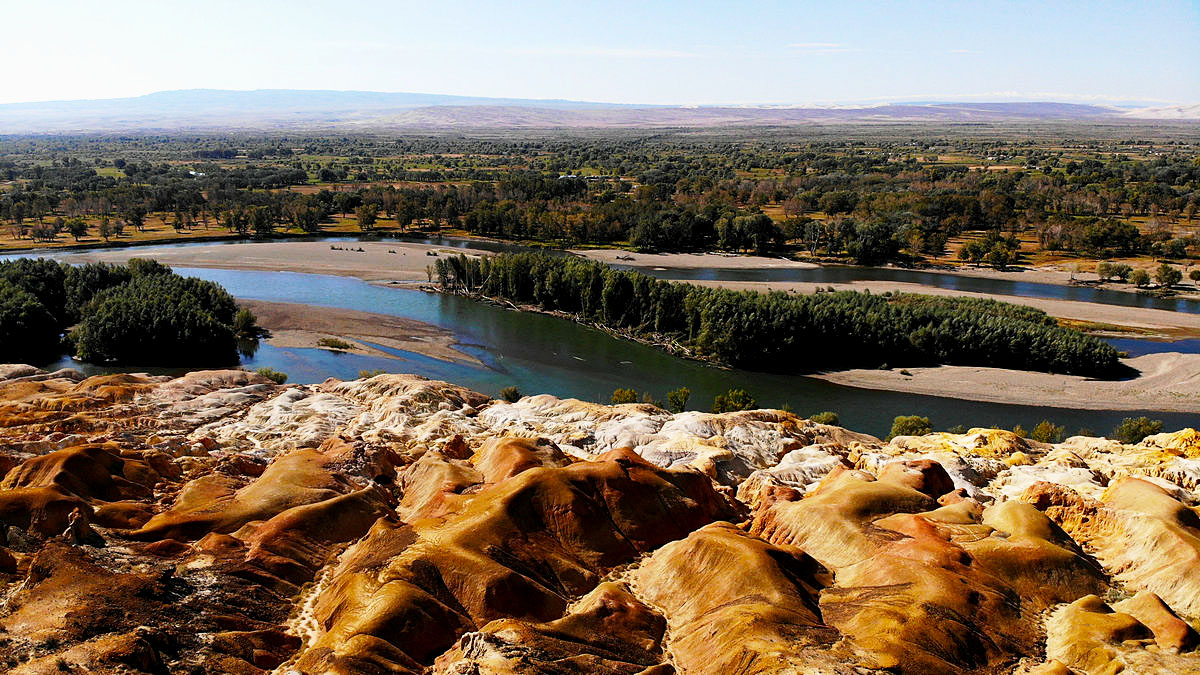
[318,337,353,350]
[358,369,386,378]
[1012,424,1028,438]
[1110,417,1163,444]
[1031,420,1066,443]
[1130,269,1151,287]
[610,388,639,404]
[888,415,932,440]
[254,367,288,384]
[712,388,757,413]
[666,387,691,413]
[809,411,839,425]
[946,424,968,434]
[499,386,522,402]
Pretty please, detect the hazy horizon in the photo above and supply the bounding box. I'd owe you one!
[0,87,1185,110]
[2,1,1197,107]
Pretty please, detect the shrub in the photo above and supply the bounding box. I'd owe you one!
[499,386,522,402]
[255,367,288,384]
[610,388,639,404]
[358,369,386,378]
[888,415,932,440]
[318,337,353,350]
[1030,420,1066,443]
[1110,417,1163,444]
[1012,424,1028,438]
[666,387,691,413]
[946,424,968,434]
[712,388,756,413]
[809,411,839,426]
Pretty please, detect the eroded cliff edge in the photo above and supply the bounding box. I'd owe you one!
[0,364,1199,674]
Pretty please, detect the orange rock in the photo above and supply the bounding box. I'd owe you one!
[435,582,667,674]
[292,449,738,672]
[632,521,842,672]
[877,457,956,499]
[1113,590,1200,653]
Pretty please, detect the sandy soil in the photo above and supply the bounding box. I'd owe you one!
[814,352,1200,413]
[53,240,494,283]
[574,248,818,269]
[242,300,477,365]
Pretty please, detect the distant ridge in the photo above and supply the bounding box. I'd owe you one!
[0,89,1195,133]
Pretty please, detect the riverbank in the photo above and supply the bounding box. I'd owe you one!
[814,352,1200,414]
[242,299,477,365]
[45,239,494,282]
[572,248,1200,301]
[575,248,820,270]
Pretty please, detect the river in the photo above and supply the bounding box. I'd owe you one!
[29,262,1197,439]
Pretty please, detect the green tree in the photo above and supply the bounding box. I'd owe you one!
[124,206,146,232]
[1030,420,1066,443]
[809,411,839,425]
[65,217,88,241]
[610,388,639,404]
[499,386,522,402]
[232,308,263,340]
[1110,417,1163,444]
[1130,268,1151,287]
[666,387,691,413]
[712,388,756,413]
[356,204,379,231]
[1154,263,1182,288]
[70,273,241,365]
[0,280,61,363]
[1190,269,1200,285]
[888,415,932,440]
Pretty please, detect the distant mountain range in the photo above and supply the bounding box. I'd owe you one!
[0,89,1195,133]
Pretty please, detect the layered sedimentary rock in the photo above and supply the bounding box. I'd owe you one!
[0,365,1199,673]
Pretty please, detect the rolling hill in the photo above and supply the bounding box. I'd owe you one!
[0,89,1194,133]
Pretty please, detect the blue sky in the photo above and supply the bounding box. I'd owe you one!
[2,0,1197,105]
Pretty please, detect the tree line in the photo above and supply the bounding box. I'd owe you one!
[434,253,1120,377]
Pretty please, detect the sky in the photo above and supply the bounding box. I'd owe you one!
[2,0,1197,106]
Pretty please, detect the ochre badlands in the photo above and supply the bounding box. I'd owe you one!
[1,365,1200,673]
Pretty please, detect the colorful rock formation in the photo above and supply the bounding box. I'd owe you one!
[0,365,1198,673]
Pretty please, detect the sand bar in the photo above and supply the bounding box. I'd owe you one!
[242,299,477,365]
[814,352,1200,413]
